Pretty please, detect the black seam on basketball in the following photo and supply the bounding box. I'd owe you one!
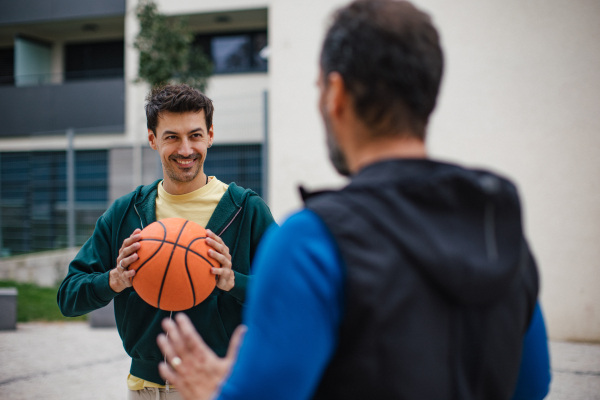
[185,238,217,307]
[157,220,189,309]
[132,221,167,278]
[185,237,203,307]
[140,238,212,265]
[141,238,207,246]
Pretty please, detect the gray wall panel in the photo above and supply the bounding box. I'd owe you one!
[0,78,124,137]
[0,0,125,26]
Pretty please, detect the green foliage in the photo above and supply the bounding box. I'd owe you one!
[134,0,212,90]
[0,280,87,322]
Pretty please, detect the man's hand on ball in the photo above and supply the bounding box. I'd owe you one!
[206,229,235,291]
[110,228,141,293]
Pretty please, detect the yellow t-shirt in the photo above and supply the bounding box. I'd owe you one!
[127,176,228,390]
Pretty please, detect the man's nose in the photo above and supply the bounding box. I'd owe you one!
[178,138,193,157]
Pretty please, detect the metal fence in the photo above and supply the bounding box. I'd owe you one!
[205,144,263,198]
[0,149,108,257]
[0,142,266,258]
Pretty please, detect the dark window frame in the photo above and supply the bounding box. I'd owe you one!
[0,47,15,86]
[194,30,268,75]
[64,39,125,81]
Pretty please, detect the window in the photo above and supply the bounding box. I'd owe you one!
[194,31,268,74]
[65,40,124,81]
[0,47,14,86]
[204,144,263,197]
[0,150,108,256]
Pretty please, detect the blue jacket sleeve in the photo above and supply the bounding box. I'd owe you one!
[511,302,552,400]
[217,209,345,400]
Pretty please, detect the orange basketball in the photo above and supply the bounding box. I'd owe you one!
[129,218,218,311]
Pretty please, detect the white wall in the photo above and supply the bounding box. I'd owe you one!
[269,0,600,341]
[206,74,268,144]
[269,0,348,221]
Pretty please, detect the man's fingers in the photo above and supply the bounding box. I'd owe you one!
[157,333,175,360]
[158,361,179,386]
[175,313,213,355]
[225,325,247,364]
[120,253,139,269]
[206,231,230,253]
[120,229,142,250]
[121,233,142,250]
[121,242,141,258]
[205,229,220,242]
[211,267,232,276]
[208,251,231,269]
[161,317,190,360]
[206,238,229,258]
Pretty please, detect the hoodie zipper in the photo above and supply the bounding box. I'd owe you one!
[133,204,144,229]
[218,206,242,236]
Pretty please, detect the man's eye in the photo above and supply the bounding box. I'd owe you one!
[192,133,202,138]
[166,136,177,140]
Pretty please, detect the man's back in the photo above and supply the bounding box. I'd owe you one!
[304,159,538,399]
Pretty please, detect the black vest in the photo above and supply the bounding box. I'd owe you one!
[303,159,538,400]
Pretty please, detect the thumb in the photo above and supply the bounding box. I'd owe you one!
[225,325,247,364]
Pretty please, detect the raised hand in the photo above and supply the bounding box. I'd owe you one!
[157,313,246,400]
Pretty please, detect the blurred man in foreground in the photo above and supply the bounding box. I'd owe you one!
[157,1,551,399]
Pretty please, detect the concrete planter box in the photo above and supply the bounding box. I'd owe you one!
[0,287,18,330]
[90,300,116,328]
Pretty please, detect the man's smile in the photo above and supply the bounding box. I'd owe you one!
[171,156,200,168]
[175,159,194,166]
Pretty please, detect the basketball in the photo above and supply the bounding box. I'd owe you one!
[128,218,218,311]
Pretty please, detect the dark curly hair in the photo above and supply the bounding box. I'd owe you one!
[145,84,214,135]
[320,0,443,139]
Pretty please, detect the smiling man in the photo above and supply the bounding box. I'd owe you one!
[57,84,275,400]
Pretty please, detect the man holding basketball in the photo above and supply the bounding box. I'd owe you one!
[58,85,275,399]
[156,1,551,400]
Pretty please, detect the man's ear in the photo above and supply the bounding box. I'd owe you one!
[326,72,347,120]
[148,129,157,150]
[207,125,214,148]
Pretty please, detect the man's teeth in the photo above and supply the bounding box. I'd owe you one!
[177,160,193,165]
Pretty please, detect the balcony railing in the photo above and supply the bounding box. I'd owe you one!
[0,76,124,137]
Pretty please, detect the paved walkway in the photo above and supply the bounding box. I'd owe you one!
[0,322,599,400]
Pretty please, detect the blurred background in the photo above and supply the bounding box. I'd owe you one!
[0,0,598,396]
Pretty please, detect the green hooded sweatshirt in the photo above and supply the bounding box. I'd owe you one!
[57,180,275,384]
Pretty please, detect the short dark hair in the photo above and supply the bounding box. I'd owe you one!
[145,84,214,135]
[320,0,443,139]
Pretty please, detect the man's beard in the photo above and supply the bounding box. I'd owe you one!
[164,154,203,183]
[321,108,351,177]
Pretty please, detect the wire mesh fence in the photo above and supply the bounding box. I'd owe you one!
[0,150,108,257]
[0,143,264,258]
[205,144,263,198]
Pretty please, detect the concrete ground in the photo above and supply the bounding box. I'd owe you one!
[0,322,599,400]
